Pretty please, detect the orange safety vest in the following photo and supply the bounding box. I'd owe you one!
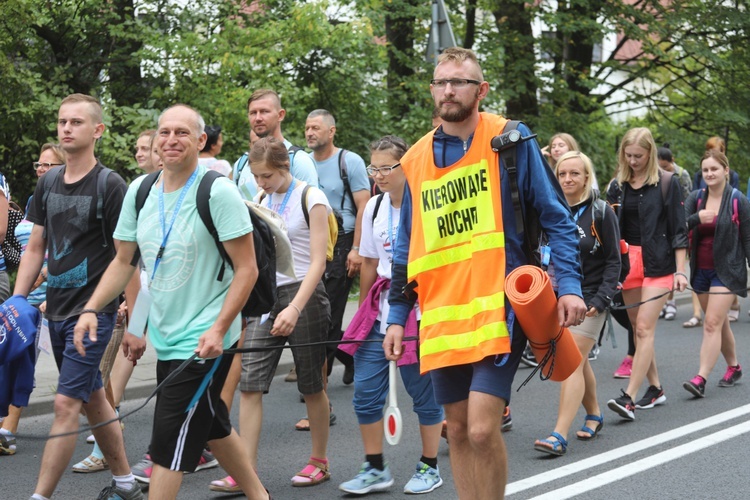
[403,113,511,374]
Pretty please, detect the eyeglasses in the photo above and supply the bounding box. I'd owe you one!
[366,163,401,177]
[33,162,64,171]
[430,79,481,89]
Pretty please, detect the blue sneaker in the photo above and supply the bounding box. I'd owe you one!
[404,461,443,494]
[339,462,394,494]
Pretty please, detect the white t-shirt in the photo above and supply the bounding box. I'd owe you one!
[254,181,331,287]
[198,157,232,177]
[359,192,401,332]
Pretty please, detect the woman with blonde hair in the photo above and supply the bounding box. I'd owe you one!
[682,149,750,397]
[606,127,688,422]
[533,152,620,456]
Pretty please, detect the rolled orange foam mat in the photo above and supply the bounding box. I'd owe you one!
[505,265,582,382]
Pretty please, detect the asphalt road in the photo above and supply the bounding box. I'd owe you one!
[4,299,750,499]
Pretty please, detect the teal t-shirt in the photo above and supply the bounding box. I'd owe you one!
[313,149,370,233]
[114,166,253,361]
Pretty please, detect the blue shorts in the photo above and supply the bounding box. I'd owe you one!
[352,322,443,426]
[692,268,726,293]
[429,315,527,406]
[49,312,116,403]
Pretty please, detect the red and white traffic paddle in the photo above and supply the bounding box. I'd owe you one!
[384,360,403,445]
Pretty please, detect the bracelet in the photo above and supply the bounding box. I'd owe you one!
[351,246,360,251]
[675,272,688,279]
[80,308,99,316]
[289,303,302,315]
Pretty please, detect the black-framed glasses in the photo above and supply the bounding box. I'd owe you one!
[366,163,401,177]
[33,162,64,171]
[430,79,481,89]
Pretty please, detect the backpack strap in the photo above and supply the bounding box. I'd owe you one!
[659,169,675,203]
[196,170,230,281]
[288,145,303,171]
[301,184,311,228]
[731,188,741,227]
[40,166,63,240]
[590,198,606,250]
[499,120,524,235]
[96,167,114,248]
[338,148,352,213]
[235,153,249,186]
[695,188,706,211]
[372,192,385,225]
[130,171,162,266]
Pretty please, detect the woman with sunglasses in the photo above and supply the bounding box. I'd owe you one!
[533,152,620,456]
[338,136,444,495]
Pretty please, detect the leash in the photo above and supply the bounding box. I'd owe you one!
[14,336,418,441]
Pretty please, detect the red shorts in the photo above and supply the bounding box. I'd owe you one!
[621,245,674,290]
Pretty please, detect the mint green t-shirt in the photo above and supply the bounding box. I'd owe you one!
[114,166,253,361]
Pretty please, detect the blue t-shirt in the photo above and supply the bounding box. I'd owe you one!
[114,165,253,361]
[313,148,370,233]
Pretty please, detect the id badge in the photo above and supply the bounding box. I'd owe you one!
[540,245,551,267]
[127,288,153,338]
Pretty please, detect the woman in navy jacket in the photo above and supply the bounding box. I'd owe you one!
[606,127,689,422]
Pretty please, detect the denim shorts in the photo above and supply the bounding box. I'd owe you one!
[352,321,443,426]
[692,268,726,293]
[49,312,116,403]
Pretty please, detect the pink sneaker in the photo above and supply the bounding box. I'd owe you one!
[613,357,632,379]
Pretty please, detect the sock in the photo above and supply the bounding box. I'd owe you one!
[0,428,11,436]
[31,495,50,500]
[113,473,136,491]
[310,456,327,465]
[90,440,104,460]
[366,453,384,471]
[420,455,438,469]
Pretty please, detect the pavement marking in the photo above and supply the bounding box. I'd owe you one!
[526,419,750,499]
[507,403,750,496]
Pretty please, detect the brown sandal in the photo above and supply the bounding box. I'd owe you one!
[291,458,330,487]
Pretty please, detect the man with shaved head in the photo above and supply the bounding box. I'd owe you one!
[74,104,270,499]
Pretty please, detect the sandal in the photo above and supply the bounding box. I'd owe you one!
[576,414,603,441]
[294,412,337,431]
[728,307,740,322]
[533,431,567,456]
[209,475,241,493]
[664,302,677,321]
[291,458,330,487]
[682,316,702,328]
[71,454,109,473]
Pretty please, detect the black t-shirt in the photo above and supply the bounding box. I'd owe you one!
[622,184,643,246]
[27,163,127,321]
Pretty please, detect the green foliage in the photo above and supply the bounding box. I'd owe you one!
[2,0,750,203]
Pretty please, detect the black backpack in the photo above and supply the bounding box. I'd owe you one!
[40,165,115,250]
[134,170,277,317]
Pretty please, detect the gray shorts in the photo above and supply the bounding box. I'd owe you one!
[240,281,330,394]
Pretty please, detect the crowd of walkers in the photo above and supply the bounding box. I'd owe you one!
[1,48,750,500]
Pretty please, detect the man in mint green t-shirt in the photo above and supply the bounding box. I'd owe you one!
[72,105,270,500]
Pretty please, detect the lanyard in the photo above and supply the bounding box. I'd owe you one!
[387,198,398,253]
[151,169,198,284]
[267,178,296,216]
